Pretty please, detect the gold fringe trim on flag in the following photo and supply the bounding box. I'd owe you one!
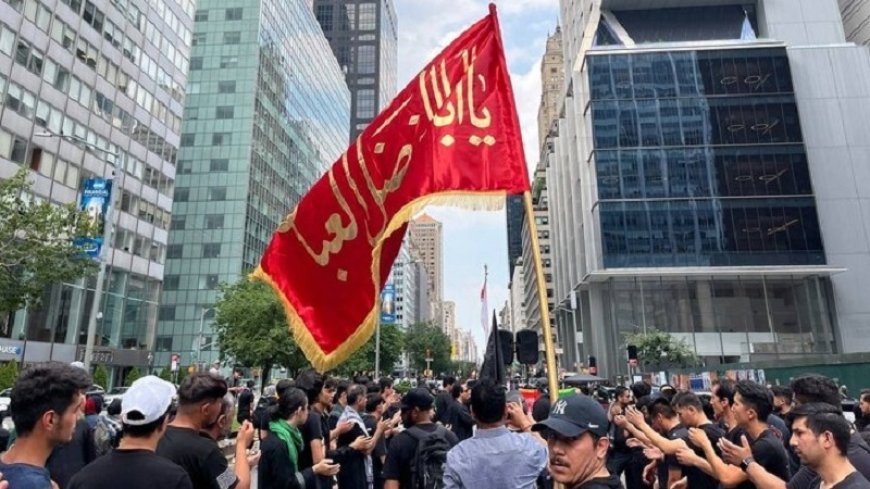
[252,189,511,372]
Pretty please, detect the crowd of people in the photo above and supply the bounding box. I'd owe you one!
[1,363,870,489]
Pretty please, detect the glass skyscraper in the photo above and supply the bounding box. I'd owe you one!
[314,0,398,138]
[0,0,193,382]
[155,0,350,368]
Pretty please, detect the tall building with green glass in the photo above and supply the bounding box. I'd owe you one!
[155,0,350,369]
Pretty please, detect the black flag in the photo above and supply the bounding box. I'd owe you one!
[479,311,506,385]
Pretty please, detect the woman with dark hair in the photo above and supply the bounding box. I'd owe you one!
[260,388,340,489]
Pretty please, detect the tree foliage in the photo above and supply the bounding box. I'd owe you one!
[0,361,19,390]
[213,279,308,378]
[158,367,172,382]
[124,367,142,387]
[334,323,404,377]
[404,322,451,375]
[624,328,701,370]
[93,364,109,390]
[0,169,99,323]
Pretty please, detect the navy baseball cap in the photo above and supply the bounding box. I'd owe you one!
[400,388,434,410]
[532,394,609,438]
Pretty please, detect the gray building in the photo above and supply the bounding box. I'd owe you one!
[314,0,398,139]
[0,0,194,382]
[155,0,350,369]
[840,0,870,45]
[552,0,870,376]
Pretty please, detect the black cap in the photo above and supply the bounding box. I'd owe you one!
[532,394,609,438]
[400,388,434,410]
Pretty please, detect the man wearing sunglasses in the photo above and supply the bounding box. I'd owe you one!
[533,395,624,489]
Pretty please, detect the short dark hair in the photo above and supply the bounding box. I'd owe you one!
[107,398,122,416]
[714,379,737,406]
[770,385,793,401]
[11,364,92,437]
[365,393,384,413]
[451,384,463,399]
[470,378,506,424]
[791,403,850,456]
[246,380,255,389]
[379,377,394,393]
[861,389,870,404]
[649,397,677,419]
[366,381,379,394]
[276,378,295,398]
[532,397,551,422]
[791,375,841,410]
[123,407,171,438]
[672,391,703,411]
[177,373,228,406]
[271,387,307,421]
[736,381,774,422]
[295,370,326,405]
[615,386,630,399]
[347,384,367,406]
[333,380,351,405]
[631,382,651,399]
[443,376,456,388]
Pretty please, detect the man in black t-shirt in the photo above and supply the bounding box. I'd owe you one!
[434,377,455,424]
[444,383,474,441]
[157,373,258,489]
[363,394,392,489]
[690,380,790,489]
[383,388,458,489]
[336,384,389,489]
[69,376,192,489]
[236,381,254,425]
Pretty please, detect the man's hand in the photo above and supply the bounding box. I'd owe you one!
[350,435,373,452]
[236,420,255,447]
[624,406,646,427]
[506,402,531,429]
[644,446,664,462]
[378,419,392,433]
[643,460,659,485]
[626,437,646,449]
[613,414,628,428]
[669,477,688,489]
[336,420,354,436]
[688,427,711,449]
[718,435,752,466]
[246,451,261,467]
[313,458,341,477]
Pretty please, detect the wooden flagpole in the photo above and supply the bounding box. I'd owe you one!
[522,191,560,403]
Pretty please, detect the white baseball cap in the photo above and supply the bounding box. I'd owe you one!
[121,376,177,426]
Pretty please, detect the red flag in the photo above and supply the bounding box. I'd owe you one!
[253,5,530,372]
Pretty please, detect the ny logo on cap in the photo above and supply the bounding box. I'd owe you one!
[552,400,568,415]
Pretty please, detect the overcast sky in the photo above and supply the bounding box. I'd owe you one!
[394,0,561,358]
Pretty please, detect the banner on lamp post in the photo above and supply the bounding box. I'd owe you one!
[380,284,396,324]
[75,177,112,259]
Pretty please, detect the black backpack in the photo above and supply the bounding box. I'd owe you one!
[406,425,451,489]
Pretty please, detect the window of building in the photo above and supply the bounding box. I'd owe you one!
[215,106,234,119]
[212,133,231,145]
[194,9,208,21]
[218,81,236,93]
[60,0,82,14]
[219,56,238,68]
[223,31,241,44]
[357,45,376,75]
[358,3,376,30]
[167,244,183,259]
[170,215,185,230]
[0,24,15,56]
[180,133,195,146]
[200,274,220,289]
[205,214,224,229]
[9,136,28,165]
[173,188,189,202]
[202,243,221,258]
[158,306,176,320]
[225,7,243,20]
[356,88,375,119]
[163,275,180,290]
[208,187,226,201]
[82,1,105,32]
[210,159,229,171]
[316,4,333,30]
[192,33,205,46]
[23,1,51,31]
[155,336,173,351]
[190,57,203,70]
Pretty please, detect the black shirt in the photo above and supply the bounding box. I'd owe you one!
[237,390,254,421]
[789,433,870,489]
[259,434,316,489]
[686,423,726,489]
[68,449,192,489]
[336,418,369,489]
[661,424,689,489]
[363,414,387,489]
[297,411,324,472]
[157,426,238,489]
[434,391,452,424]
[812,472,870,489]
[445,400,474,441]
[46,418,97,489]
[382,423,458,488]
[739,428,791,489]
[571,474,624,489]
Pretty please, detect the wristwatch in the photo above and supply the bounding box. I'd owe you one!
[740,457,755,471]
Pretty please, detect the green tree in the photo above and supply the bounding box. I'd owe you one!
[0,169,99,331]
[158,367,172,382]
[213,279,308,381]
[93,364,109,390]
[404,322,451,375]
[334,323,404,377]
[0,361,19,390]
[124,367,142,387]
[624,328,701,370]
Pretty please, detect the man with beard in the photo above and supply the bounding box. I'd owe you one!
[157,373,258,489]
[445,383,474,442]
[607,387,642,489]
[771,387,794,419]
[533,394,623,489]
[857,391,870,433]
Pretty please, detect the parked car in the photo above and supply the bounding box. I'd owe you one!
[103,386,129,407]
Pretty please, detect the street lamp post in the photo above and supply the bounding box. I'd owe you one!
[34,131,120,371]
[197,307,213,371]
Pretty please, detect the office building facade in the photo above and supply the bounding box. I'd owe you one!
[0,0,194,380]
[314,0,398,138]
[840,0,870,45]
[552,0,870,376]
[155,0,350,368]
